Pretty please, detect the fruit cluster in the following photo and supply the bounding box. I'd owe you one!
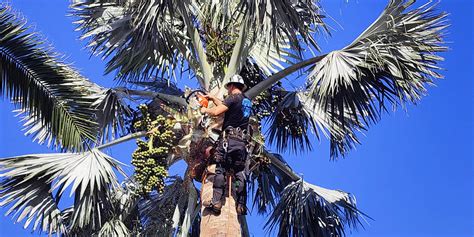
[274,108,306,137]
[131,104,176,194]
[201,23,236,73]
[255,154,271,167]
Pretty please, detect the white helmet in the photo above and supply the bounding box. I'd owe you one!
[225,74,247,91]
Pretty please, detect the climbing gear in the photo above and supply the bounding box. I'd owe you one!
[222,126,251,142]
[225,74,247,90]
[206,126,250,215]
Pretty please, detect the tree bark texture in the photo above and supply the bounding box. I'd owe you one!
[200,165,241,237]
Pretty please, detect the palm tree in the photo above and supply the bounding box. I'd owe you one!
[0,0,447,236]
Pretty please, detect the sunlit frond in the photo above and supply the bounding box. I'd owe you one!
[249,39,300,76]
[0,149,125,234]
[0,7,104,151]
[245,0,328,53]
[297,92,363,158]
[305,0,447,157]
[72,0,197,83]
[98,219,130,237]
[0,1,450,236]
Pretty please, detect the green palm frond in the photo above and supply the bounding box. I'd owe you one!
[0,7,106,151]
[304,0,448,156]
[0,149,125,235]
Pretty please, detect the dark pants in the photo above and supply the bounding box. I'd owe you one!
[210,136,248,206]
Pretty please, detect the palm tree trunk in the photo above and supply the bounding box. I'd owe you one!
[200,165,241,237]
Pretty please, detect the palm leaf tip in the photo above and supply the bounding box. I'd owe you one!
[265,179,368,237]
[304,0,448,158]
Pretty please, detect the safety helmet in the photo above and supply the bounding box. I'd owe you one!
[225,74,247,91]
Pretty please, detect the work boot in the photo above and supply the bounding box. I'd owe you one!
[203,199,223,214]
[203,173,224,215]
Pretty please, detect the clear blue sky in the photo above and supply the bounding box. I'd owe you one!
[0,1,472,237]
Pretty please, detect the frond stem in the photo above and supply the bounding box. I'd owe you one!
[245,54,327,99]
[97,131,147,150]
[115,88,187,107]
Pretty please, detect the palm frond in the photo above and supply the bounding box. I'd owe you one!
[98,219,130,237]
[249,150,367,236]
[108,179,142,234]
[249,152,290,214]
[244,0,328,53]
[139,176,185,236]
[249,39,301,76]
[71,0,199,84]
[67,179,142,236]
[266,92,314,153]
[305,0,448,157]
[297,92,362,158]
[261,90,361,156]
[265,179,366,237]
[0,7,105,151]
[0,175,65,235]
[130,77,184,96]
[0,149,125,234]
[92,88,132,143]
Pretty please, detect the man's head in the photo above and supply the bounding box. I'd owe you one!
[225,74,247,94]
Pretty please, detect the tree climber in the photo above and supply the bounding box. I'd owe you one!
[200,74,252,215]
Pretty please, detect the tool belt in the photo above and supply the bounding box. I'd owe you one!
[221,126,250,142]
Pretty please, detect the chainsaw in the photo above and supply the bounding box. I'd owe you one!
[185,89,211,128]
